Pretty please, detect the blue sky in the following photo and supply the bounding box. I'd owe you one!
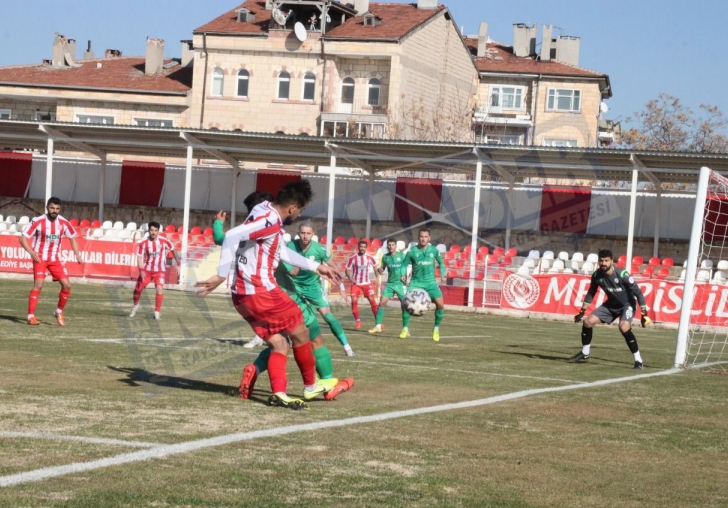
[1,1,726,130]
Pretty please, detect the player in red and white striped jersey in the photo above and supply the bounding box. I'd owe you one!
[196,180,344,410]
[129,221,179,320]
[345,241,379,329]
[18,197,84,326]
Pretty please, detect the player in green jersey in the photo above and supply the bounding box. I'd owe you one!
[287,221,354,356]
[402,228,446,342]
[369,238,411,338]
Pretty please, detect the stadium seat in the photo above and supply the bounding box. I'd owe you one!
[294,234,300,240]
[396,240,406,252]
[542,250,555,260]
[126,222,137,230]
[571,252,584,263]
[90,220,101,228]
[562,268,574,274]
[449,244,461,253]
[111,221,123,230]
[486,254,499,265]
[0,223,7,233]
[717,260,728,271]
[641,266,654,278]
[164,224,176,233]
[80,219,91,228]
[446,269,458,278]
[521,258,535,269]
[713,270,727,283]
[632,255,644,266]
[517,265,530,275]
[347,237,358,246]
[558,251,570,261]
[478,246,489,256]
[435,243,447,255]
[661,257,674,267]
[505,248,517,258]
[91,228,104,239]
[444,251,456,261]
[679,269,686,281]
[312,235,319,243]
[586,253,598,263]
[408,241,417,251]
[5,216,16,224]
[552,259,565,271]
[492,247,504,257]
[69,218,79,227]
[283,233,291,243]
[0,214,3,222]
[656,267,671,279]
[697,269,711,281]
[189,226,201,235]
[101,220,113,230]
[104,229,119,238]
[582,261,595,274]
[648,257,661,266]
[700,259,714,269]
[500,257,513,267]
[569,260,581,271]
[527,249,540,259]
[176,226,185,234]
[617,254,627,265]
[539,258,552,271]
[169,233,180,242]
[203,227,213,236]
[140,223,149,232]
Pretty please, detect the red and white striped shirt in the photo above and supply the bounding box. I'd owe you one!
[22,214,77,262]
[218,201,321,296]
[346,253,377,285]
[137,236,174,273]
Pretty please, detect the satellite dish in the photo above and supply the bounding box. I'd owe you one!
[294,22,308,42]
[600,102,609,114]
[272,8,288,26]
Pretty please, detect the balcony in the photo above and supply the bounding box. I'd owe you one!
[473,105,532,126]
[322,99,388,116]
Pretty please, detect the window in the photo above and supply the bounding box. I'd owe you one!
[490,86,524,110]
[481,134,523,145]
[547,89,581,112]
[35,111,56,122]
[322,121,385,139]
[277,71,290,100]
[542,138,578,147]
[367,78,381,106]
[0,109,11,120]
[236,70,249,97]
[211,68,224,96]
[302,72,316,101]
[77,115,114,125]
[341,77,355,104]
[135,118,174,127]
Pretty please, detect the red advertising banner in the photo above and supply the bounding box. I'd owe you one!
[500,273,728,327]
[0,235,138,280]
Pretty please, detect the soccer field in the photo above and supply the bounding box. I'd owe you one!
[0,279,726,507]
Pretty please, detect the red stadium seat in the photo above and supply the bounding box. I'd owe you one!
[617,255,627,265]
[642,266,654,278]
[446,269,458,278]
[319,235,327,245]
[444,251,456,260]
[177,226,185,234]
[486,254,500,264]
[203,227,213,236]
[662,257,674,267]
[334,236,345,244]
[69,218,79,227]
[505,248,517,258]
[449,244,461,253]
[492,247,504,257]
[347,237,358,246]
[79,219,91,228]
[165,225,176,233]
[656,267,671,279]
[90,220,101,228]
[632,255,644,266]
[454,259,464,269]
[648,257,661,266]
[190,226,201,235]
[477,246,489,256]
[170,233,180,242]
[501,257,513,266]
[371,239,382,248]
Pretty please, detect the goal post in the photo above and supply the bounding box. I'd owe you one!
[674,166,728,368]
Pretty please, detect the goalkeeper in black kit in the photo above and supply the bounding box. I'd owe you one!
[571,249,652,369]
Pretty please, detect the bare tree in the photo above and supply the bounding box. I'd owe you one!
[620,93,728,153]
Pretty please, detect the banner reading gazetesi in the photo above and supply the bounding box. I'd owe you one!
[500,273,728,326]
[0,236,137,279]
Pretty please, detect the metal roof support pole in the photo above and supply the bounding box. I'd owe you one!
[467,158,483,308]
[44,137,54,204]
[365,173,374,240]
[98,156,107,222]
[179,144,193,286]
[626,165,639,274]
[653,184,662,258]
[505,181,514,251]
[325,154,337,297]
[230,170,240,227]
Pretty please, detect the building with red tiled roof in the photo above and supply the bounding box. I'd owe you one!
[464,23,613,148]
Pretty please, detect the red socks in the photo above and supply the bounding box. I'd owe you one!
[155,294,164,312]
[57,288,71,311]
[351,300,360,320]
[28,289,40,316]
[267,352,288,394]
[292,342,317,387]
[369,297,379,317]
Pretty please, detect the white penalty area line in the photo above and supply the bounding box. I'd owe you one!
[0,367,683,488]
[0,432,161,448]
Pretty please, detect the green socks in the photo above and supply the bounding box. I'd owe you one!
[323,312,349,346]
[253,347,271,374]
[375,308,385,326]
[434,308,444,327]
[313,345,334,379]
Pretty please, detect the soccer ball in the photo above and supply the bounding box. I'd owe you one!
[404,289,431,317]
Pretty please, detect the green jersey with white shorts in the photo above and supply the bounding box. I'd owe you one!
[404,244,446,300]
[380,252,407,300]
[287,239,331,309]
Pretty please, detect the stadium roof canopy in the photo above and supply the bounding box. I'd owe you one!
[2,120,728,185]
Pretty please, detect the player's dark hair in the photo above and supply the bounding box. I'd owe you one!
[298,220,314,231]
[387,238,397,244]
[419,228,430,235]
[243,191,274,214]
[358,240,368,247]
[148,221,161,231]
[47,196,61,207]
[598,249,613,260]
[274,179,313,208]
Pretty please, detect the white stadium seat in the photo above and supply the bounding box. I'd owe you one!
[283,233,291,243]
[539,259,552,270]
[712,270,726,283]
[396,240,406,252]
[7,224,18,233]
[552,259,565,271]
[569,260,581,271]
[101,220,113,230]
[408,241,417,250]
[312,235,318,243]
[0,214,3,222]
[0,223,7,233]
[542,250,555,260]
[558,251,570,261]
[679,269,686,281]
[5,215,16,224]
[697,269,711,281]
[113,221,125,230]
[586,253,599,263]
[436,244,447,254]
[717,260,728,271]
[527,249,540,259]
[582,261,595,274]
[140,223,149,231]
[571,252,584,263]
[126,222,138,230]
[18,216,30,225]
[294,234,299,240]
[563,268,574,274]
[700,259,714,269]
[517,265,530,275]
[521,258,535,269]
[91,228,104,238]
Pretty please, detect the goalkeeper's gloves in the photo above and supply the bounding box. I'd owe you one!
[574,309,586,323]
[640,307,652,327]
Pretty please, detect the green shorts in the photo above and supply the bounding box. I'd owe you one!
[382,281,407,301]
[289,291,321,338]
[408,280,443,300]
[296,284,329,310]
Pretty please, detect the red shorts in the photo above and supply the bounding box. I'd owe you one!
[135,271,166,292]
[34,261,69,282]
[232,287,304,341]
[351,283,374,299]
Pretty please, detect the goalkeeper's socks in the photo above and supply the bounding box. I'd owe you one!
[634,351,643,363]
[582,344,591,356]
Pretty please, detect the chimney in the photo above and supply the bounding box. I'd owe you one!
[105,49,122,58]
[354,0,370,15]
[417,0,438,9]
[477,22,488,57]
[512,23,537,57]
[555,35,580,66]
[84,40,95,60]
[145,37,165,75]
[540,24,552,62]
[66,39,77,62]
[51,33,67,66]
[180,40,194,67]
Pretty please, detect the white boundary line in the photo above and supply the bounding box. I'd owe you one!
[0,432,161,448]
[0,368,681,488]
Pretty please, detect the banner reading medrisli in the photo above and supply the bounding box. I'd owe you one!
[500,272,728,326]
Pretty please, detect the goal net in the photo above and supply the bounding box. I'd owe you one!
[675,167,728,370]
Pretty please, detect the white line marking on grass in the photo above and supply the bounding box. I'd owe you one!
[0,432,161,448]
[0,367,683,488]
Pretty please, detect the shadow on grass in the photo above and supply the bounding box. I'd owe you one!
[499,345,633,367]
[108,366,243,398]
[0,314,33,324]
